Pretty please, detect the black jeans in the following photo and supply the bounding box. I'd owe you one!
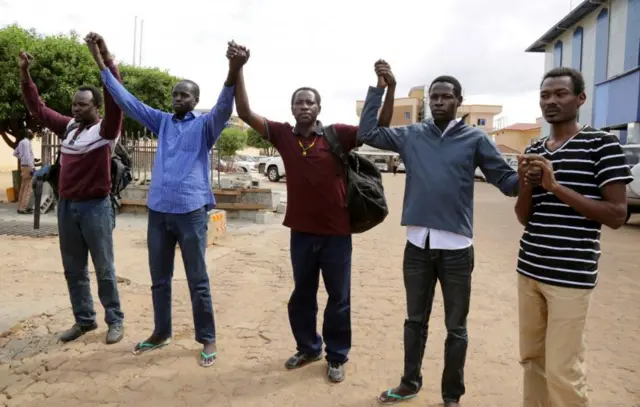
[288,231,352,364]
[400,240,474,403]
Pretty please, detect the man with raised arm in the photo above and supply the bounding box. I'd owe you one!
[230,42,395,383]
[18,36,125,345]
[515,67,633,407]
[90,35,243,368]
[358,65,523,406]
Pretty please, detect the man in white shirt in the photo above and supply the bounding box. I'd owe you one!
[13,129,37,214]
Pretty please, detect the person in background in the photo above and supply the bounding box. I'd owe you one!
[18,35,125,345]
[232,42,396,383]
[13,129,37,214]
[359,65,524,406]
[515,67,633,407]
[92,35,243,368]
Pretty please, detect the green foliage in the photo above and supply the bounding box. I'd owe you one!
[0,24,181,146]
[246,127,276,156]
[118,65,179,134]
[216,127,247,158]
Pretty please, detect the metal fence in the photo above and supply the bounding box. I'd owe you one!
[40,130,229,185]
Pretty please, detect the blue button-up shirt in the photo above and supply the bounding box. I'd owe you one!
[101,68,234,214]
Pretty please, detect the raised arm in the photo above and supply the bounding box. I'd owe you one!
[18,52,71,136]
[357,60,407,152]
[85,34,164,135]
[476,134,520,197]
[201,44,241,149]
[85,34,123,141]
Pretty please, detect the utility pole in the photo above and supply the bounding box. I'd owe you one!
[132,16,138,67]
[138,19,144,67]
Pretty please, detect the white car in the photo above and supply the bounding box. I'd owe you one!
[397,161,405,172]
[623,144,640,223]
[264,156,285,182]
[232,155,257,173]
[374,159,388,172]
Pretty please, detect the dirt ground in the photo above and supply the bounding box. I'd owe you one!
[0,174,639,407]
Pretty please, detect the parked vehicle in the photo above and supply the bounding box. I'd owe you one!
[264,156,285,182]
[374,158,388,172]
[256,156,275,174]
[232,156,256,173]
[397,161,405,172]
[623,144,640,223]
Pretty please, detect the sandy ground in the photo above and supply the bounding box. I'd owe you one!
[0,174,639,407]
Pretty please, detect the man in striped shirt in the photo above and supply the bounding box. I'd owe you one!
[515,67,633,406]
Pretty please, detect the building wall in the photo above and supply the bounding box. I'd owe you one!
[493,128,541,153]
[541,0,626,134]
[609,0,629,77]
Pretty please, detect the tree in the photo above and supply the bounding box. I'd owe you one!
[0,24,181,147]
[246,127,276,156]
[216,127,247,159]
[118,65,179,135]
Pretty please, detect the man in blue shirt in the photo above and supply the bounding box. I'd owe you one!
[90,36,245,367]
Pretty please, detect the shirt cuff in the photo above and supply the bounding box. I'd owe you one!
[368,86,386,95]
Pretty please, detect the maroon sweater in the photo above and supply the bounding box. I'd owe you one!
[21,61,123,201]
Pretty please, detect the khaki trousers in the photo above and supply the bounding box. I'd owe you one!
[17,166,33,211]
[518,274,592,407]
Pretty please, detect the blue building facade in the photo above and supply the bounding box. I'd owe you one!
[526,0,640,144]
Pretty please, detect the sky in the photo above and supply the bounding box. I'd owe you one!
[1,0,578,127]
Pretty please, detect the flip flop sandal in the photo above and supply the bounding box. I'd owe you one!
[377,388,418,405]
[200,351,217,367]
[132,338,171,355]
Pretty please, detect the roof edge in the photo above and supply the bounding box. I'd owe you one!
[525,0,606,53]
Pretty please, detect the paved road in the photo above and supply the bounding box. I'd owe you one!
[0,174,638,407]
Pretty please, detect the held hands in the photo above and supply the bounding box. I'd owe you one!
[84,32,109,69]
[227,40,250,72]
[518,154,557,191]
[374,59,396,89]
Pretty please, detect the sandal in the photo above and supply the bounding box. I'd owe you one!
[132,338,171,355]
[200,351,217,367]
[377,388,418,405]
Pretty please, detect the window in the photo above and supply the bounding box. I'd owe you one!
[404,112,411,120]
[595,8,609,82]
[572,27,584,71]
[554,41,563,68]
[477,118,486,126]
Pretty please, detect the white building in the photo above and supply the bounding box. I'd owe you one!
[526,0,640,144]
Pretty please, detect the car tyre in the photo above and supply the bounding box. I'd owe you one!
[267,166,280,182]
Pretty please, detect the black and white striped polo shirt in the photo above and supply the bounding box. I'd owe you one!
[517,126,634,289]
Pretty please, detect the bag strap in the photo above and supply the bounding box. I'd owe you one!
[323,125,348,167]
[54,123,81,164]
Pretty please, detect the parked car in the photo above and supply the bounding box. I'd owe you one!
[374,158,388,172]
[256,156,275,174]
[264,156,285,182]
[397,161,405,172]
[232,156,256,173]
[623,144,640,223]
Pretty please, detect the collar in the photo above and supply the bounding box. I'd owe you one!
[172,110,200,122]
[293,120,324,136]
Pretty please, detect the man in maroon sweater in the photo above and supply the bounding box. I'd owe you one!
[230,42,396,383]
[19,34,125,345]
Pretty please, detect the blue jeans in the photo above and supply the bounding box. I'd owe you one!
[288,231,352,364]
[57,197,123,326]
[147,207,215,344]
